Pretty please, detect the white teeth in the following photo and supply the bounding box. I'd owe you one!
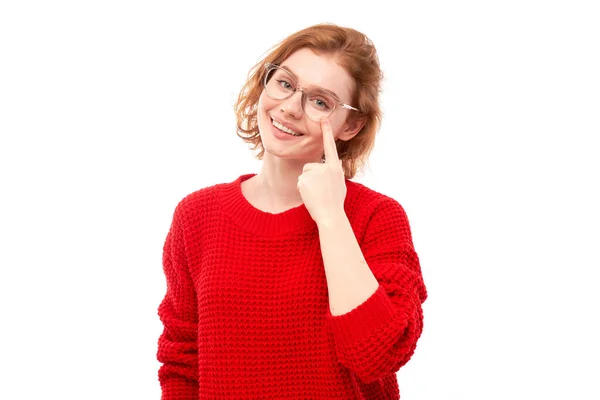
[272,119,303,136]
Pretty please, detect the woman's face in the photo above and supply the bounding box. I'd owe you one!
[257,48,361,163]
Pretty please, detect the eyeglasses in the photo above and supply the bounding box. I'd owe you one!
[263,63,361,121]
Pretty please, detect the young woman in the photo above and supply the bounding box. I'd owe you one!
[157,23,427,399]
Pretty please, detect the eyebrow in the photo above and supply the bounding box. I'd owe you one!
[279,65,343,101]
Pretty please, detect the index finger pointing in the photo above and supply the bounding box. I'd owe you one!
[321,118,339,164]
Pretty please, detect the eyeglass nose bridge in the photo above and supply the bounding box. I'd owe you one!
[283,86,336,120]
[290,86,307,100]
[281,86,308,111]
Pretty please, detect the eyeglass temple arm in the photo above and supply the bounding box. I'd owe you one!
[341,103,361,112]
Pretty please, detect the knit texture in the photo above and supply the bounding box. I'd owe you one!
[157,173,427,399]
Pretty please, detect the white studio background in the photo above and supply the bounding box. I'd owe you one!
[1,1,598,399]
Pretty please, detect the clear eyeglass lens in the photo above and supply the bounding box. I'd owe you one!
[265,67,336,120]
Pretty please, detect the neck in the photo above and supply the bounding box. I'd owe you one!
[252,153,320,207]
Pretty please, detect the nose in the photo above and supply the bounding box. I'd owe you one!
[279,90,304,119]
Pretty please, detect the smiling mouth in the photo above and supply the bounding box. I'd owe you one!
[271,118,304,136]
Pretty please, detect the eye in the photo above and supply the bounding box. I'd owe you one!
[276,79,294,90]
[310,97,332,110]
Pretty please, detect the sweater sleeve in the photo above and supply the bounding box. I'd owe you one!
[157,207,199,399]
[325,197,427,384]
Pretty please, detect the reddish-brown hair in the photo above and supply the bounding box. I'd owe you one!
[234,23,383,179]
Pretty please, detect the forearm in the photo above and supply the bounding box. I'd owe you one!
[317,212,380,317]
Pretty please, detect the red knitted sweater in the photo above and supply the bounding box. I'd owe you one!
[157,173,427,399]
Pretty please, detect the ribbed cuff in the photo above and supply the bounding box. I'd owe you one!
[325,284,396,349]
[159,377,199,400]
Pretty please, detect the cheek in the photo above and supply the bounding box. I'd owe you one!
[257,94,269,131]
[305,121,322,138]
[326,117,347,140]
[258,90,278,114]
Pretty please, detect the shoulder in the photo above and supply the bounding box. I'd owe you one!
[171,180,228,226]
[177,183,220,210]
[345,179,415,246]
[345,179,408,219]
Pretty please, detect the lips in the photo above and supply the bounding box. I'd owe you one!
[271,118,304,136]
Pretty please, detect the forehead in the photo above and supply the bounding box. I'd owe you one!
[279,48,354,101]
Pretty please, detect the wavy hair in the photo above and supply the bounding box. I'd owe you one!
[234,23,383,179]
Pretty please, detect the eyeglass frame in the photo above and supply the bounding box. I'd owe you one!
[263,62,362,120]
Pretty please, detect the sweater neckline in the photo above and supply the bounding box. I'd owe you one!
[219,173,317,236]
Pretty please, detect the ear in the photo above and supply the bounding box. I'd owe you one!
[337,115,367,142]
